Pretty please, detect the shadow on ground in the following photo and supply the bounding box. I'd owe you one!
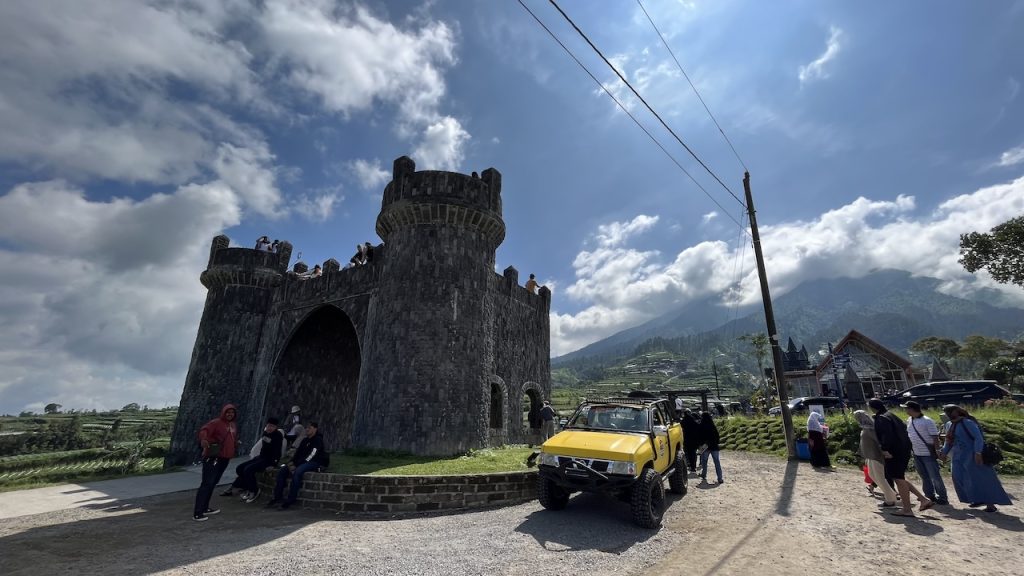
[514,492,681,554]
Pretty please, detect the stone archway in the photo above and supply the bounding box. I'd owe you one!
[265,305,361,452]
[520,381,544,445]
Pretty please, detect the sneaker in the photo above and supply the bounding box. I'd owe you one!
[717,479,724,484]
[193,514,208,522]
[244,488,261,503]
[204,508,221,516]
[238,491,250,500]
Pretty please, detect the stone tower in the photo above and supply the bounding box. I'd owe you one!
[167,156,550,466]
[168,237,292,461]
[351,157,506,454]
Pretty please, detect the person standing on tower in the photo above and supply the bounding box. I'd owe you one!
[193,404,239,521]
[525,274,539,294]
[363,242,375,264]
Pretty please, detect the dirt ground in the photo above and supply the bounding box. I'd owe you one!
[0,451,1020,576]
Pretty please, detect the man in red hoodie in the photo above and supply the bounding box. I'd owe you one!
[193,404,239,521]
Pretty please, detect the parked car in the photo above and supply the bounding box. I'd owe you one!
[769,396,842,416]
[536,397,687,528]
[894,380,1009,408]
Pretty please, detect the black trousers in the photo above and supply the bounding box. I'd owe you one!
[194,457,230,516]
[684,446,698,471]
[232,456,272,493]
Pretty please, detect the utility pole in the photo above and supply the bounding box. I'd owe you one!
[712,360,721,399]
[744,172,796,458]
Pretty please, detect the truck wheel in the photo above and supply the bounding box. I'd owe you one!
[537,476,569,510]
[631,468,665,529]
[668,449,688,495]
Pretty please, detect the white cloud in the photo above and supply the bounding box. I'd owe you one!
[347,158,391,190]
[996,145,1024,167]
[595,214,660,247]
[293,188,343,222]
[413,116,471,170]
[701,211,719,224]
[212,142,283,217]
[799,26,843,86]
[550,177,1024,356]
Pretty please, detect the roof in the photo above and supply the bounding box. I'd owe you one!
[815,329,913,373]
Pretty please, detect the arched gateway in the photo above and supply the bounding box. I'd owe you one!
[167,157,551,465]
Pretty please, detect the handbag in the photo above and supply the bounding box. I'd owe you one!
[958,421,1003,466]
[910,419,938,459]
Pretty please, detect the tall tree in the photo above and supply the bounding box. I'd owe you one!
[958,335,1009,376]
[959,215,1024,287]
[909,336,960,362]
[738,333,770,389]
[43,403,61,415]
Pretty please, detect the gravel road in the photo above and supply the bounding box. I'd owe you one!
[1,451,1020,576]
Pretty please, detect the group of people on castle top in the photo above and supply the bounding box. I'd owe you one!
[296,264,322,280]
[852,399,1011,517]
[191,403,330,521]
[347,242,375,268]
[254,236,280,253]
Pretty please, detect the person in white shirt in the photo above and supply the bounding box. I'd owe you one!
[904,401,949,505]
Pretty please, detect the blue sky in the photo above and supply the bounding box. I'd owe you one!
[1,0,1023,413]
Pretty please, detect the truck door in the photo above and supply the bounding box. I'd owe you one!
[651,408,672,473]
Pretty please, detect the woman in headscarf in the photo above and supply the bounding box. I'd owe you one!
[806,410,832,469]
[855,410,898,507]
[940,405,1011,512]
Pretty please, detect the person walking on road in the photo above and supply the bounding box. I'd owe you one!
[940,405,1012,513]
[193,404,239,522]
[698,412,723,485]
[540,401,557,441]
[681,409,701,473]
[869,399,933,517]
[807,409,833,469]
[855,410,898,508]
[904,401,949,505]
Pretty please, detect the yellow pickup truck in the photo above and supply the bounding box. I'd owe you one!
[536,397,687,528]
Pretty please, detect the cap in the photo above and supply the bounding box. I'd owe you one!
[867,398,886,411]
[900,400,922,411]
[290,405,301,414]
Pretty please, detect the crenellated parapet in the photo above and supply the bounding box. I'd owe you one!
[199,237,291,290]
[376,156,505,245]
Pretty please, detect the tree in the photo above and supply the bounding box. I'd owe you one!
[909,336,960,362]
[121,403,140,412]
[959,215,1024,287]
[738,333,770,390]
[958,335,1007,366]
[44,403,62,415]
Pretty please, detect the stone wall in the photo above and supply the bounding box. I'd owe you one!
[257,470,538,514]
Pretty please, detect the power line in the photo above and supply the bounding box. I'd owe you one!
[547,0,746,209]
[515,0,745,229]
[635,0,748,172]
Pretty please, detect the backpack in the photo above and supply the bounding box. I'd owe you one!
[958,421,1004,466]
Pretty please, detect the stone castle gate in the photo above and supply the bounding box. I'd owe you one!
[167,157,551,465]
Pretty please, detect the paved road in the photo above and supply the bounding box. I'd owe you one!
[0,457,245,520]
[0,452,1020,576]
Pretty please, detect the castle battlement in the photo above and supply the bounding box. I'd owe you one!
[169,156,550,464]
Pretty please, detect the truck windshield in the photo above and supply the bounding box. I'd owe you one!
[567,405,649,432]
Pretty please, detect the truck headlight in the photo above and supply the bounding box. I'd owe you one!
[606,460,636,476]
[538,452,560,467]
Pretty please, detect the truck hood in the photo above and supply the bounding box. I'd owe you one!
[542,430,649,461]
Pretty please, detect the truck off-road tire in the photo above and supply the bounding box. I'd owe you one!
[631,468,665,529]
[668,449,688,495]
[537,476,570,510]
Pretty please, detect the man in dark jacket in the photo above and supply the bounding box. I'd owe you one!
[268,422,329,510]
[223,417,284,503]
[681,409,701,472]
[869,398,933,516]
[698,412,723,484]
[193,404,239,522]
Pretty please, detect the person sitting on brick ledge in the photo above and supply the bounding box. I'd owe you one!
[267,422,329,510]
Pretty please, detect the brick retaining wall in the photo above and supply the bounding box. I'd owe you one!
[257,470,538,515]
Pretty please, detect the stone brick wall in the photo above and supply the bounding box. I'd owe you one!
[257,470,538,514]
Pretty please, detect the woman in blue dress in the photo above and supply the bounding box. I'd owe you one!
[939,405,1012,512]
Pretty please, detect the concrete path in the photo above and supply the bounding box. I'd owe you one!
[0,457,246,520]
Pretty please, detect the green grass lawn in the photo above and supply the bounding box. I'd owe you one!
[327,446,535,476]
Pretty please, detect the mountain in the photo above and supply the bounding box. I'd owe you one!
[554,269,1024,366]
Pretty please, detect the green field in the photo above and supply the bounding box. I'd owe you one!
[328,446,535,475]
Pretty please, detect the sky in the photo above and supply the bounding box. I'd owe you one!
[1,0,1023,414]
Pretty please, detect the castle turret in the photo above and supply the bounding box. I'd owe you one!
[166,236,289,466]
[351,156,506,455]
